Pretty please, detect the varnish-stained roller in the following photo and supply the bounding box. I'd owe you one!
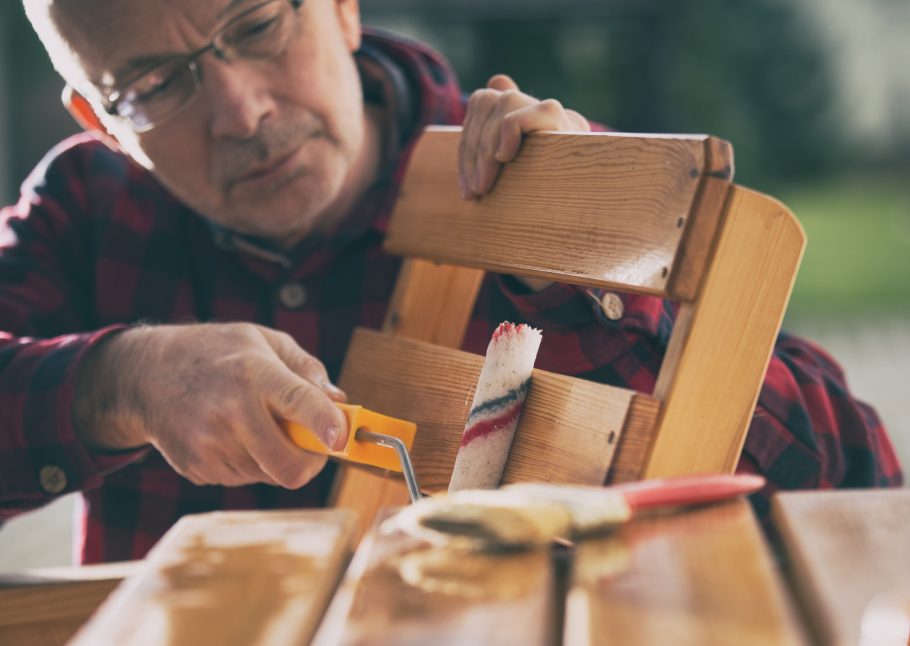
[286,404,417,473]
[449,322,542,492]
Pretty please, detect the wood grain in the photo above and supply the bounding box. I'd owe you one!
[606,394,662,484]
[330,257,483,533]
[772,489,910,646]
[388,127,708,294]
[383,257,485,345]
[0,561,141,646]
[669,136,734,301]
[69,510,356,646]
[338,328,634,492]
[313,510,556,645]
[646,186,805,477]
[566,500,807,646]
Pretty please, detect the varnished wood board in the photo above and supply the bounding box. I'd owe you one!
[388,127,708,294]
[338,328,635,491]
[647,186,805,477]
[566,499,807,645]
[772,489,910,646]
[69,509,356,646]
[313,509,556,645]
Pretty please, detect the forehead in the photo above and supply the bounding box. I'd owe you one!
[50,0,258,84]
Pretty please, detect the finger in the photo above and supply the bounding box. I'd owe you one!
[495,99,576,167]
[244,417,330,489]
[259,363,348,451]
[460,89,499,199]
[258,327,346,402]
[565,108,592,132]
[218,447,280,486]
[486,73,519,92]
[470,90,536,195]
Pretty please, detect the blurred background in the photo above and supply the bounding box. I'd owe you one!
[1,0,908,568]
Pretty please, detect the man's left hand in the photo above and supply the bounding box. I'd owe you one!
[458,74,591,200]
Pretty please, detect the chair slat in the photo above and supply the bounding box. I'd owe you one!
[70,510,356,646]
[338,328,640,491]
[647,186,805,478]
[388,127,712,296]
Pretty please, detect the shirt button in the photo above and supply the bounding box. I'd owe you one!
[278,282,307,309]
[600,292,625,321]
[39,465,67,494]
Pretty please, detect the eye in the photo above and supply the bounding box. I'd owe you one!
[231,15,281,45]
[131,70,181,103]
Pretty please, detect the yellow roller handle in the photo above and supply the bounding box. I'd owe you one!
[285,403,417,473]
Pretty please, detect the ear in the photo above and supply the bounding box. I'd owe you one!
[335,0,361,52]
[61,85,121,150]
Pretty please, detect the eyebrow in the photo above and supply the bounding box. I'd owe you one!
[106,0,259,86]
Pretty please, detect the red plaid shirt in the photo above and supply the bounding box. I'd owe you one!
[0,31,902,563]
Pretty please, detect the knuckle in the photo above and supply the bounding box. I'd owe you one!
[276,380,313,413]
[469,88,498,104]
[540,98,564,114]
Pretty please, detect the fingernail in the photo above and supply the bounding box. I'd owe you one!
[324,425,343,451]
[320,378,345,396]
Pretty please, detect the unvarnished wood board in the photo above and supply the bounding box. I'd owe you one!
[566,499,807,646]
[772,489,910,646]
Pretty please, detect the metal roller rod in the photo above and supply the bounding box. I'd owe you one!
[355,429,423,504]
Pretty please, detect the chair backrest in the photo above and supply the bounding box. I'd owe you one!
[329,127,805,528]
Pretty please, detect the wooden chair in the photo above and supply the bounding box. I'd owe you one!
[4,127,806,644]
[330,126,806,532]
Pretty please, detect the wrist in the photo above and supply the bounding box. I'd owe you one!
[73,327,149,451]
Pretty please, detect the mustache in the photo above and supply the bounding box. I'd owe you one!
[213,116,327,185]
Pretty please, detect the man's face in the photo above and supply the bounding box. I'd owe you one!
[51,0,365,243]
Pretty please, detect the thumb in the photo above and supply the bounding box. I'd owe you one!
[487,73,519,92]
[263,365,349,451]
[258,327,347,402]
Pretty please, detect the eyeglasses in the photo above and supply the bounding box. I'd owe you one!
[97,0,304,133]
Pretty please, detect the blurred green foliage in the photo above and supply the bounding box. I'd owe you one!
[781,173,910,318]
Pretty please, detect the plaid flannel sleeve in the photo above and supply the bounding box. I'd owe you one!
[1,139,146,520]
[741,332,903,518]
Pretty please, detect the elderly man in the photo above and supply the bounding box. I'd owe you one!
[0,0,902,563]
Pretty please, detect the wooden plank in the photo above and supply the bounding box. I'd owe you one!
[606,394,662,484]
[382,257,485,345]
[0,561,142,646]
[0,561,141,626]
[313,510,556,645]
[566,499,808,646]
[668,136,734,301]
[70,510,356,646]
[646,186,805,477]
[772,489,910,646]
[388,127,707,294]
[330,258,483,534]
[338,328,634,492]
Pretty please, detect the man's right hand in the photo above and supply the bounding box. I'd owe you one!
[73,323,349,489]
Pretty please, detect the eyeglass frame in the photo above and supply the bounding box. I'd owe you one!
[82,0,305,133]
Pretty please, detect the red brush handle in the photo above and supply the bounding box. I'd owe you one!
[614,474,766,512]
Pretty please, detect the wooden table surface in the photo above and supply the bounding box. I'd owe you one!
[20,489,909,645]
[567,499,806,646]
[314,499,806,646]
[773,488,910,646]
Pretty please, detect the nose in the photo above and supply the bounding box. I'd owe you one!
[200,57,275,139]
